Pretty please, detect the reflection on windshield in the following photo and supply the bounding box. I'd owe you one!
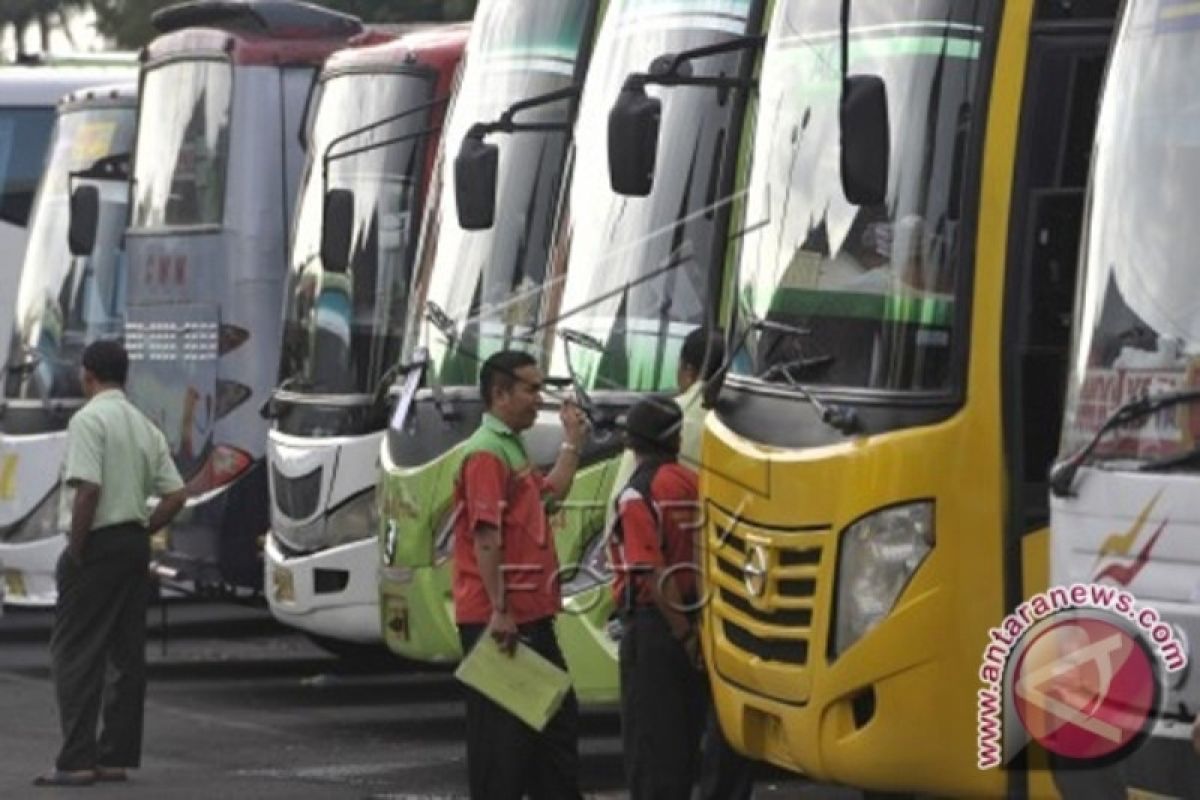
[406,0,596,387]
[0,107,56,228]
[4,105,136,402]
[132,59,231,228]
[279,70,433,397]
[548,0,755,394]
[731,0,991,393]
[1062,1,1200,465]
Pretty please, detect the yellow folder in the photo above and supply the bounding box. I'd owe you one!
[454,632,573,732]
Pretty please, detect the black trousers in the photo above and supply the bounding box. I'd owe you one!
[51,523,150,771]
[619,608,706,800]
[458,618,582,800]
[696,701,756,800]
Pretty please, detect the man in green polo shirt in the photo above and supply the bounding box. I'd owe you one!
[34,340,186,788]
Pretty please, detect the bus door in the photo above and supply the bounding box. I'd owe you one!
[1002,25,1111,611]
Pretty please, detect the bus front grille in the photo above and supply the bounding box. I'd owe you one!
[707,506,831,694]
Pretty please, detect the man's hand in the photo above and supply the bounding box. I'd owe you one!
[559,400,588,449]
[147,488,187,535]
[490,608,519,656]
[546,401,588,500]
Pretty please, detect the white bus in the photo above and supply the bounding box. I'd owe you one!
[1050,0,1200,792]
[0,65,133,366]
[0,82,137,606]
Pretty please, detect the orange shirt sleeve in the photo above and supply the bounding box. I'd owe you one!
[617,494,664,568]
[461,452,508,534]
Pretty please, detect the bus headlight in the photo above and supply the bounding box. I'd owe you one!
[325,489,379,550]
[0,484,64,544]
[833,501,934,658]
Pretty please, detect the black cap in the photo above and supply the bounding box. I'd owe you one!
[623,397,683,455]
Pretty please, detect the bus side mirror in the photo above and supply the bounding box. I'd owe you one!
[608,79,661,197]
[840,75,890,207]
[455,130,498,230]
[321,189,354,273]
[68,185,100,257]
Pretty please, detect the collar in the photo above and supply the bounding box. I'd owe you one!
[481,412,517,438]
[92,388,126,402]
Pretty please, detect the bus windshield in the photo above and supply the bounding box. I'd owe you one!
[1061,1,1200,466]
[4,104,136,402]
[131,59,232,229]
[548,0,756,394]
[406,0,594,387]
[0,106,56,232]
[730,0,992,393]
[279,69,433,397]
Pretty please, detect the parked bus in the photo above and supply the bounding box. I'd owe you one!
[0,82,137,606]
[264,26,468,651]
[695,0,1115,794]
[1050,0,1200,793]
[536,0,767,704]
[0,65,133,375]
[376,0,604,668]
[125,0,362,594]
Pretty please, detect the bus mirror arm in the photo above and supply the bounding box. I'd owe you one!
[455,85,581,230]
[642,33,765,91]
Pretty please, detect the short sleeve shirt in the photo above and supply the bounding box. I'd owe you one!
[63,389,184,530]
[609,462,700,608]
[452,413,561,625]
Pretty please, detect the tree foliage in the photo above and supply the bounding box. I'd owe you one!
[2,0,88,57]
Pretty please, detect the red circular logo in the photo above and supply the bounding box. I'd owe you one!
[1012,616,1159,761]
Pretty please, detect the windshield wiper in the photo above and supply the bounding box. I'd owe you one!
[1049,388,1200,497]
[425,300,458,344]
[700,309,850,433]
[1137,446,1200,473]
[557,326,605,353]
[701,311,829,390]
[557,327,608,430]
[761,358,859,435]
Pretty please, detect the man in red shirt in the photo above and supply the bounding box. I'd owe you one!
[453,349,587,800]
[610,397,705,800]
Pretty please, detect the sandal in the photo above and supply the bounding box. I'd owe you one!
[32,769,96,787]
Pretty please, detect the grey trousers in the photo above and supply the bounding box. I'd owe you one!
[50,523,150,771]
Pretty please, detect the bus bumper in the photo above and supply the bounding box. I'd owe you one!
[264,534,380,643]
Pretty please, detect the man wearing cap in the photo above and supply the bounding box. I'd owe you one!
[35,340,186,787]
[610,396,705,799]
[452,349,588,800]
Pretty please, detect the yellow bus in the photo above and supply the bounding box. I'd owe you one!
[697,0,1115,794]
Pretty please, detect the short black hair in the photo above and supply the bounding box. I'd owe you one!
[81,339,129,386]
[680,328,726,381]
[479,350,538,407]
[624,397,683,457]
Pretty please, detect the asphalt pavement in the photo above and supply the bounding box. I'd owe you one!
[0,600,854,799]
